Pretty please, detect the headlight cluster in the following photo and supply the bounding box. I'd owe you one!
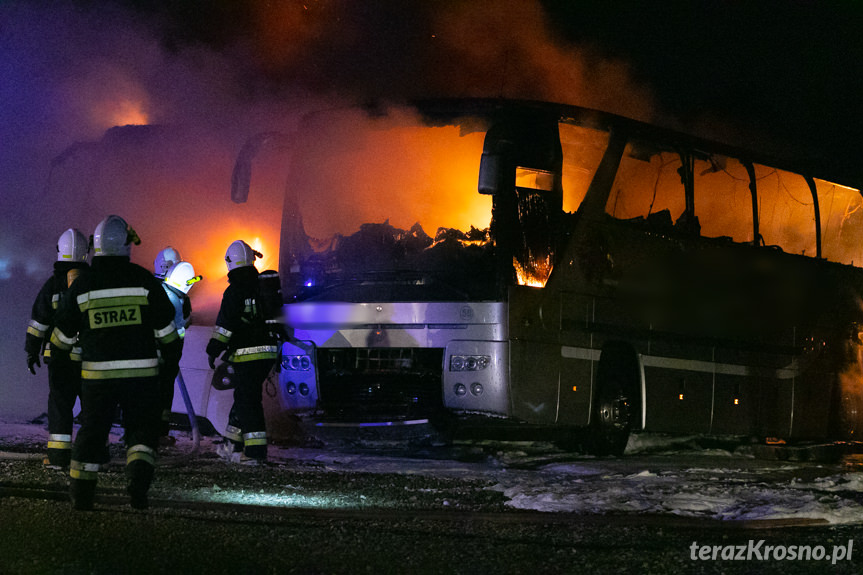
[285,382,311,396]
[453,382,484,396]
[282,355,312,371]
[449,355,490,371]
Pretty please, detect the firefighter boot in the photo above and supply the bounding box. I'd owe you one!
[69,478,96,511]
[45,448,72,469]
[243,443,267,463]
[242,431,268,464]
[126,459,154,510]
[46,433,73,468]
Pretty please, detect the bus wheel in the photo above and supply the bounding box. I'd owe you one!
[586,387,631,456]
[586,343,638,456]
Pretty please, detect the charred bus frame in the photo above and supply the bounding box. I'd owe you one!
[264,99,863,454]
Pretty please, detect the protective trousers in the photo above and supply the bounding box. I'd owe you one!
[45,356,82,467]
[225,360,273,460]
[69,376,160,510]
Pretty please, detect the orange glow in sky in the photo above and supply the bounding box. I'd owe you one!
[108,99,148,126]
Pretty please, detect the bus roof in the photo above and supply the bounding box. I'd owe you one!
[414,98,860,193]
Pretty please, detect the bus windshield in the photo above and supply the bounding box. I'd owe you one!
[282,108,609,301]
[281,108,493,302]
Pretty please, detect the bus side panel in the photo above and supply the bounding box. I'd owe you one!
[786,373,834,440]
[506,287,562,424]
[509,340,560,424]
[557,349,595,426]
[752,377,792,439]
[643,365,713,434]
[710,374,758,436]
[712,345,795,438]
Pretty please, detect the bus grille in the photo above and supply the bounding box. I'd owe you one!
[316,348,444,421]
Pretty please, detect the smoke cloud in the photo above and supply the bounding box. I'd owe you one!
[0,0,657,418]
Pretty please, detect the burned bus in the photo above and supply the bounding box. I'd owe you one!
[192,99,863,454]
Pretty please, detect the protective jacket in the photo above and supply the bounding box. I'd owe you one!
[26,261,88,360]
[206,266,281,363]
[51,256,181,379]
[26,260,87,467]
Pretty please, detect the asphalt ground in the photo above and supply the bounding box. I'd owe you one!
[3,493,863,575]
[2,425,863,574]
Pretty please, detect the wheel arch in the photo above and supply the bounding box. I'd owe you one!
[593,340,644,431]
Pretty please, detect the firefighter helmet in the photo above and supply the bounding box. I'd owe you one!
[225,240,260,272]
[93,215,140,257]
[164,261,202,294]
[154,246,182,279]
[56,228,89,262]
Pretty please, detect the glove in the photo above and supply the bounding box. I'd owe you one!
[27,354,41,375]
[208,354,217,370]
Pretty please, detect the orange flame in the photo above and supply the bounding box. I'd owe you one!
[513,255,552,287]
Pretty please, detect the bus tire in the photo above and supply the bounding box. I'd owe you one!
[585,342,639,456]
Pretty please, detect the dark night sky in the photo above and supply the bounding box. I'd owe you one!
[2,0,863,418]
[544,1,863,182]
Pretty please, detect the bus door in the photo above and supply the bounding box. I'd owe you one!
[480,111,564,424]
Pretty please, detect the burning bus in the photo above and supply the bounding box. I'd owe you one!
[181,98,863,454]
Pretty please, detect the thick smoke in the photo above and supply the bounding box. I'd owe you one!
[235,1,656,120]
[0,0,658,419]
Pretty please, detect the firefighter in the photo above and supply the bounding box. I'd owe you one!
[206,240,282,464]
[154,247,192,441]
[157,260,202,442]
[50,215,181,510]
[153,246,181,280]
[25,228,89,469]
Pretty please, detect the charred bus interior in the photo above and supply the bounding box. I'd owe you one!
[269,99,863,452]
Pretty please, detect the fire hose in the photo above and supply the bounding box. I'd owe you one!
[174,369,201,458]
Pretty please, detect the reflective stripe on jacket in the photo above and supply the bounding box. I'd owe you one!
[51,257,180,380]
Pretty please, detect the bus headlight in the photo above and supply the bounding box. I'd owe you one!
[286,382,297,395]
[470,382,484,396]
[449,355,490,371]
[283,355,312,371]
[454,383,467,396]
